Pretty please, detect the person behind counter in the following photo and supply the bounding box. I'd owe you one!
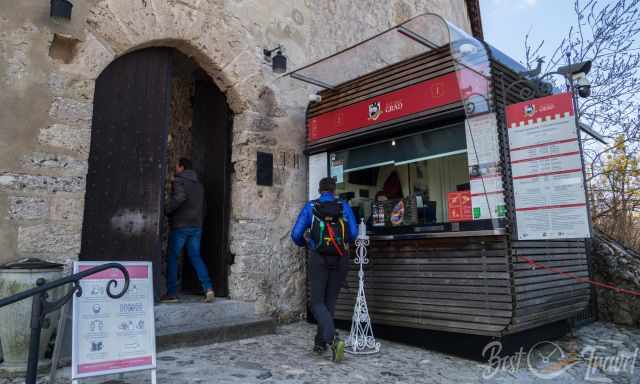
[291,177,358,362]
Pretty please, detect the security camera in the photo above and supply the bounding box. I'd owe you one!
[577,85,591,98]
[573,72,591,98]
[309,93,322,103]
[557,60,592,76]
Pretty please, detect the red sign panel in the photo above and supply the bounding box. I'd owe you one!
[308,71,478,142]
[506,92,574,127]
[447,191,472,222]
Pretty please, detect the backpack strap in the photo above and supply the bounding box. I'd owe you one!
[325,222,345,257]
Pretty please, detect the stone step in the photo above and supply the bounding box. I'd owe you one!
[155,298,257,328]
[154,297,276,351]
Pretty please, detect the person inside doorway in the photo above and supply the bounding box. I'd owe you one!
[291,176,358,362]
[161,157,215,303]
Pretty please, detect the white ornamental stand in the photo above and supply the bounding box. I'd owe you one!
[345,219,381,355]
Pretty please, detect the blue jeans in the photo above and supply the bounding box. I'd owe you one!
[167,227,213,295]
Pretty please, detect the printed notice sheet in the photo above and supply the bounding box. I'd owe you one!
[72,262,156,379]
[465,113,506,220]
[506,93,590,240]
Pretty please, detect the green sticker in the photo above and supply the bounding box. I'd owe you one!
[496,205,507,217]
[473,207,481,219]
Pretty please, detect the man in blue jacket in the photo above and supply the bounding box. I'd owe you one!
[291,177,358,362]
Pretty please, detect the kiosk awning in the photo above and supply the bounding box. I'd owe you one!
[284,13,491,90]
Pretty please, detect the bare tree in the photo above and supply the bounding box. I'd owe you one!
[524,0,640,249]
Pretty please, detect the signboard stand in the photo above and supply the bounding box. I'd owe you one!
[71,261,157,383]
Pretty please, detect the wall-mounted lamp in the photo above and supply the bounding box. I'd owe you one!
[50,0,73,20]
[264,46,287,74]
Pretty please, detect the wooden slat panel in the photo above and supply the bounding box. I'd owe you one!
[513,260,587,271]
[345,279,510,294]
[511,302,588,325]
[309,58,456,116]
[335,311,509,333]
[330,236,512,336]
[516,271,589,285]
[516,283,590,300]
[514,265,587,278]
[347,271,511,286]
[344,282,512,302]
[513,248,586,255]
[514,297,590,318]
[343,289,514,310]
[335,304,511,324]
[511,241,586,248]
[515,279,590,293]
[311,49,450,108]
[371,256,507,264]
[336,295,513,317]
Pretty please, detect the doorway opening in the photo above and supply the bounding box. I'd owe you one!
[80,47,232,298]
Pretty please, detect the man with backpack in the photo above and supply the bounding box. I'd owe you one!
[291,177,358,362]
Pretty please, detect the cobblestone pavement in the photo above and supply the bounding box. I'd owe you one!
[1,321,639,384]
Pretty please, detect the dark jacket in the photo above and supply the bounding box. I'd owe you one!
[291,192,358,248]
[167,170,205,229]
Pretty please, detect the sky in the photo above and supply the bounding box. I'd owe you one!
[480,0,577,67]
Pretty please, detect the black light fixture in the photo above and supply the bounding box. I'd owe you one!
[264,45,287,74]
[50,0,73,20]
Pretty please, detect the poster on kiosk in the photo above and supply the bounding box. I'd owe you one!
[506,93,591,240]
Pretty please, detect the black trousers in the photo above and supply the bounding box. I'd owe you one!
[309,251,350,344]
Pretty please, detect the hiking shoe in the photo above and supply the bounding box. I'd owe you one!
[160,295,178,303]
[204,290,215,303]
[313,342,327,355]
[330,337,345,363]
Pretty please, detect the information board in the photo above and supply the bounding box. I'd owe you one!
[308,152,328,200]
[506,93,591,240]
[465,113,506,220]
[72,261,156,380]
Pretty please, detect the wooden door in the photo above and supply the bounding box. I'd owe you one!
[188,73,232,297]
[80,48,172,295]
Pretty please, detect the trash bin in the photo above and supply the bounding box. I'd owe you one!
[0,258,64,375]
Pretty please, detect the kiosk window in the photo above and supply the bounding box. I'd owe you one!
[331,124,471,227]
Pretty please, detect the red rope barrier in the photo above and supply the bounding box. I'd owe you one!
[518,256,640,297]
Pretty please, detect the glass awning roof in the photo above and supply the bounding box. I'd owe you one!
[285,13,491,90]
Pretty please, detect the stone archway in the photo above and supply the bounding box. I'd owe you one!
[80,47,233,298]
[49,0,309,315]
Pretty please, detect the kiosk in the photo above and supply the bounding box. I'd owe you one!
[289,14,592,337]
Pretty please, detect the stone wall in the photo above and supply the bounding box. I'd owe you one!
[590,233,640,326]
[0,0,473,318]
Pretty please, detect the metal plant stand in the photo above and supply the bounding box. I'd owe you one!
[345,220,380,355]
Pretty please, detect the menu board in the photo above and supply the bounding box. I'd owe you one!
[465,113,506,220]
[506,93,590,240]
[447,191,472,222]
[72,262,156,379]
